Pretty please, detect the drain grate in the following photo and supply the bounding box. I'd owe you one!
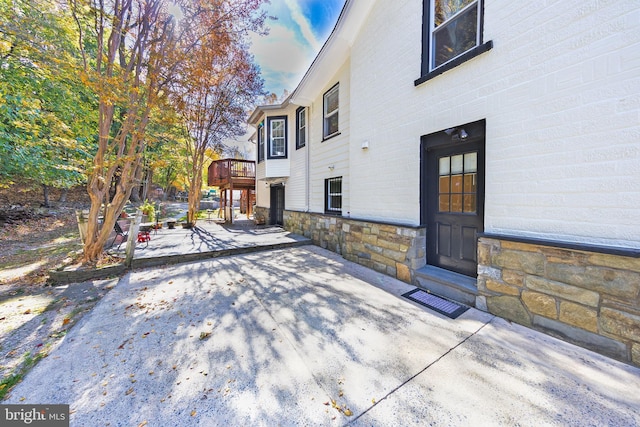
[402,288,468,319]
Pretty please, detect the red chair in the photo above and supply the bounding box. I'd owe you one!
[137,231,151,244]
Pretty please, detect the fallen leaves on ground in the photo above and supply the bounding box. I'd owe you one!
[327,394,354,417]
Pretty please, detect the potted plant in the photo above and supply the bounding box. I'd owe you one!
[140,200,155,223]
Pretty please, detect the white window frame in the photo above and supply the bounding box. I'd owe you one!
[428,0,481,71]
[258,121,265,162]
[323,83,339,139]
[296,107,306,149]
[268,116,287,159]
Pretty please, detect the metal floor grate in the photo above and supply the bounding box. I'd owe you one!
[402,288,468,319]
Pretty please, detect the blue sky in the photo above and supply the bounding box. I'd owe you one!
[250,0,345,98]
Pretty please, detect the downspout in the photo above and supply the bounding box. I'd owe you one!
[306,104,311,212]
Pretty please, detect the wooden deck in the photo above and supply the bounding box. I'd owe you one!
[207,159,256,189]
[207,159,256,223]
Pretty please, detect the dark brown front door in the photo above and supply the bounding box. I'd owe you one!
[423,123,485,277]
[270,184,284,226]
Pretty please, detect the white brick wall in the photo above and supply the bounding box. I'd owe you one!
[308,61,351,214]
[344,0,640,248]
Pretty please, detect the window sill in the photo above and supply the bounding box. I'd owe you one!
[414,41,493,87]
[296,144,306,150]
[324,211,342,216]
[322,132,341,142]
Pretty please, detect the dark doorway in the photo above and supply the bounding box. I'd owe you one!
[270,184,285,226]
[422,120,485,277]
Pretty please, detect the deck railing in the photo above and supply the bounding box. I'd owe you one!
[207,159,255,187]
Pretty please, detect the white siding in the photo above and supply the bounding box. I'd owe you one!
[347,0,640,248]
[287,110,309,210]
[255,160,269,208]
[265,158,290,179]
[255,105,297,209]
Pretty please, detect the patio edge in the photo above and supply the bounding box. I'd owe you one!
[48,239,312,285]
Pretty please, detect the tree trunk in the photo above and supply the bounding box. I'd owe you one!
[42,184,51,207]
[187,176,201,225]
[130,189,141,203]
[186,145,206,225]
[58,188,68,203]
[83,173,136,262]
[162,167,174,201]
[141,168,153,201]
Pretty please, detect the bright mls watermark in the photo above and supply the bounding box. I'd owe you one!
[1,405,69,426]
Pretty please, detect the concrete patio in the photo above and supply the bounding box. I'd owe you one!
[119,218,311,268]
[7,246,640,426]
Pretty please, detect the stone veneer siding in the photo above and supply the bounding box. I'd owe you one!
[254,206,270,225]
[477,236,640,367]
[284,210,426,283]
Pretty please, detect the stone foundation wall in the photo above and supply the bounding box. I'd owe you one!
[284,211,426,283]
[477,236,640,367]
[254,206,270,225]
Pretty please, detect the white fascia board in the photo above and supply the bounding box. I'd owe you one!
[290,0,375,106]
[248,95,293,125]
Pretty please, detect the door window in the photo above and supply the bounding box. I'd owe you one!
[438,152,477,213]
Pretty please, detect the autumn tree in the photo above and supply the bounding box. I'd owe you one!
[67,0,268,261]
[0,0,96,203]
[171,1,266,225]
[68,0,181,261]
[128,101,184,202]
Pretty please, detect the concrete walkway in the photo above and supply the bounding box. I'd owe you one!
[6,246,639,426]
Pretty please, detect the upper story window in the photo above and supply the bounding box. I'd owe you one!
[267,116,287,159]
[323,83,339,139]
[416,0,492,86]
[431,0,480,69]
[296,107,306,149]
[257,121,265,162]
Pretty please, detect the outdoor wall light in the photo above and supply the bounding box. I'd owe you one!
[328,165,335,171]
[446,127,469,142]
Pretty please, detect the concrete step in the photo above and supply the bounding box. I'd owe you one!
[414,265,478,306]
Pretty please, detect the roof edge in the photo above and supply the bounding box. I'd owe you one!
[290,0,376,106]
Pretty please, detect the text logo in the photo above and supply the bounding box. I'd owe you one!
[1,405,69,427]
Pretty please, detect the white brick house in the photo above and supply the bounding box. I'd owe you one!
[249,0,640,366]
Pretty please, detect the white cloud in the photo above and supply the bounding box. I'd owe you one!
[249,0,336,95]
[283,0,321,51]
[250,23,314,95]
